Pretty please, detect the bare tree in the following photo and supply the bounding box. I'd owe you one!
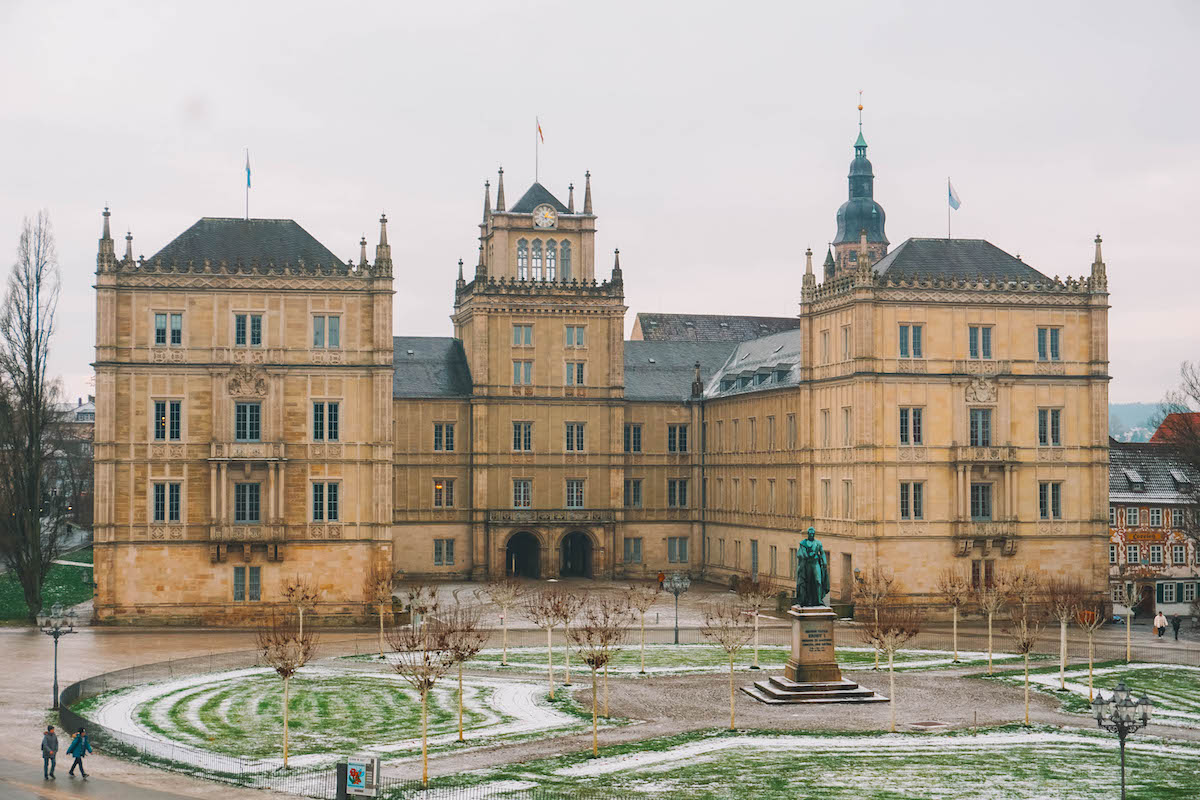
[444,603,487,743]
[861,603,923,732]
[935,567,972,663]
[282,576,319,639]
[1046,576,1087,690]
[385,601,455,786]
[1075,600,1108,701]
[853,566,896,669]
[1005,605,1047,726]
[401,582,439,629]
[568,596,632,754]
[1113,568,1133,663]
[0,212,68,623]
[700,599,755,730]
[1007,567,1045,614]
[365,564,395,658]
[255,611,318,768]
[554,591,585,686]
[522,587,563,699]
[975,571,1011,675]
[735,577,777,670]
[624,583,658,675]
[476,577,528,666]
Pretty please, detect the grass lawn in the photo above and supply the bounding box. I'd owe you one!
[392,725,1200,799]
[64,546,93,564]
[0,561,93,620]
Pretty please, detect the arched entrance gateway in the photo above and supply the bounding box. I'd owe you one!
[560,531,593,578]
[506,531,540,578]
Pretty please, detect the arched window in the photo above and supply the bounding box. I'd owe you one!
[560,240,572,281]
[545,240,557,281]
[517,239,528,280]
[531,239,543,281]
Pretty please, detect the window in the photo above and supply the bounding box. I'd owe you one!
[841,326,852,360]
[433,422,455,452]
[715,420,724,451]
[770,545,778,576]
[234,483,261,523]
[732,420,739,450]
[821,409,830,447]
[513,324,533,346]
[1163,582,1176,603]
[668,479,688,508]
[513,479,531,508]
[767,479,776,513]
[513,421,532,451]
[787,414,797,449]
[624,423,642,453]
[517,239,528,280]
[1109,544,1118,564]
[971,559,996,589]
[531,240,543,280]
[565,326,586,347]
[719,538,726,566]
[512,360,533,385]
[1039,481,1062,520]
[899,324,923,358]
[560,240,571,281]
[155,313,167,346]
[821,479,831,516]
[545,240,557,280]
[1185,583,1198,603]
[565,362,585,386]
[1174,544,1186,565]
[1110,506,1116,527]
[767,416,776,449]
[749,479,758,512]
[565,422,585,452]
[842,408,852,446]
[970,483,993,520]
[843,480,854,519]
[668,425,689,453]
[566,479,585,509]
[668,537,689,563]
[1038,327,1061,361]
[312,482,340,521]
[1150,544,1163,565]
[433,479,454,508]
[154,400,182,441]
[312,315,340,348]
[1127,506,1140,527]
[233,566,261,602]
[1126,544,1140,564]
[624,537,643,564]
[969,408,992,447]
[623,479,642,508]
[235,314,263,346]
[900,482,924,520]
[313,402,340,441]
[968,325,992,359]
[1172,508,1185,529]
[1150,508,1163,527]
[751,540,760,577]
[732,478,740,509]
[1038,409,1062,446]
[899,407,923,445]
[152,482,182,522]
[434,538,455,566]
[821,330,830,363]
[787,479,796,515]
[235,402,261,442]
[749,418,757,450]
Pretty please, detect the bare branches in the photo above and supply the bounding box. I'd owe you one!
[522,587,565,699]
[365,564,396,657]
[443,603,487,743]
[255,611,317,767]
[1046,576,1087,623]
[860,603,924,733]
[477,577,529,666]
[282,576,319,638]
[624,584,658,674]
[853,566,897,669]
[1006,567,1045,612]
[569,596,633,754]
[701,599,756,730]
[935,567,971,662]
[1005,604,1048,726]
[975,569,1011,676]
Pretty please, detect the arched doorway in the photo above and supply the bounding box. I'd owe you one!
[560,531,593,578]
[1135,584,1155,618]
[506,531,540,578]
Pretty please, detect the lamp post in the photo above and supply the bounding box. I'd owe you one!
[37,603,77,710]
[663,572,690,645]
[1092,681,1153,800]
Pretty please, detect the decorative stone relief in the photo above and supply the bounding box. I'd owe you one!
[897,360,928,374]
[1037,448,1066,462]
[228,365,269,397]
[150,526,165,540]
[312,350,345,365]
[309,524,325,539]
[169,526,184,540]
[965,377,997,403]
[327,444,343,458]
[151,349,187,363]
[1037,522,1066,535]
[898,447,927,462]
[1035,361,1067,375]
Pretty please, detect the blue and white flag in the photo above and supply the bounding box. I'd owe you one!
[948,179,961,210]
[245,151,252,188]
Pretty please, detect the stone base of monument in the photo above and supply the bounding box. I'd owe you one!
[741,605,887,705]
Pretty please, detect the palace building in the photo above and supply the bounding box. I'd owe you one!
[92,127,1112,622]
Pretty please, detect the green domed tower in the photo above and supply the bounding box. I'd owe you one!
[831,126,888,275]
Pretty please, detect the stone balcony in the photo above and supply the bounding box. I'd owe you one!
[210,441,286,461]
[953,520,1018,557]
[209,523,285,541]
[487,509,616,525]
[953,444,1019,464]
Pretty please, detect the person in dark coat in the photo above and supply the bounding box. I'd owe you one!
[66,728,92,778]
[40,725,58,779]
[1171,614,1183,640]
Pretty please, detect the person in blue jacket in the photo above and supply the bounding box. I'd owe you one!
[66,728,92,778]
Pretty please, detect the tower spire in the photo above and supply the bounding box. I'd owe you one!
[568,182,575,213]
[482,180,491,223]
[124,231,133,261]
[495,167,505,212]
[611,247,622,284]
[375,213,392,275]
[803,246,815,290]
[360,236,368,267]
[101,207,112,241]
[97,207,116,270]
[583,171,593,214]
[858,90,863,133]
[1091,233,1107,288]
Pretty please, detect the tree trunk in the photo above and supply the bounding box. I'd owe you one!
[952,606,959,662]
[563,624,572,685]
[1059,618,1067,690]
[1125,612,1131,663]
[283,674,290,767]
[1088,635,1095,701]
[987,612,994,675]
[546,627,555,700]
[752,611,760,668]
[728,652,736,730]
[378,604,385,658]
[458,661,464,742]
[591,666,598,755]
[639,612,646,674]
[603,663,609,717]
[888,649,896,732]
[874,607,880,669]
[501,604,509,666]
[1024,651,1030,726]
[421,689,429,786]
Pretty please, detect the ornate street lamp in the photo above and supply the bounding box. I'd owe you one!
[1092,681,1153,800]
[37,603,77,710]
[663,571,690,645]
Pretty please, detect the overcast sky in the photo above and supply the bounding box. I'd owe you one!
[2,0,1196,404]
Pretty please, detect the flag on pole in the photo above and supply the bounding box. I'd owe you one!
[245,150,252,188]
[537,118,544,143]
[948,179,961,210]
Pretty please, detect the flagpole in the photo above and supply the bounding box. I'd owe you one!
[245,148,250,221]
[535,117,539,183]
[947,177,950,240]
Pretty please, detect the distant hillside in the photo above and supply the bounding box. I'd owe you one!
[1109,402,1162,442]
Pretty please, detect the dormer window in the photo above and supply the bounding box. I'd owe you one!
[738,375,752,389]
[774,369,789,383]
[755,372,769,385]
[720,379,735,392]
[1171,469,1194,492]
[1124,469,1146,492]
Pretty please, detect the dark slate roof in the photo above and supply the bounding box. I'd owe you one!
[149,218,345,267]
[1109,441,1200,504]
[509,183,570,214]
[624,341,737,402]
[634,313,800,342]
[872,238,1051,282]
[393,337,473,398]
[704,329,803,398]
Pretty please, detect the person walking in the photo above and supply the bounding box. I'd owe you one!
[66,728,92,778]
[40,725,58,780]
[1171,614,1183,641]
[1153,610,1168,638]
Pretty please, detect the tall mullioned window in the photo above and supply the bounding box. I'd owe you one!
[235,402,261,442]
[517,239,529,280]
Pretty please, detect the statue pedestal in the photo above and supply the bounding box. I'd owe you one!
[743,605,887,705]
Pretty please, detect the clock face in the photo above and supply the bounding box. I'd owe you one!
[533,204,557,229]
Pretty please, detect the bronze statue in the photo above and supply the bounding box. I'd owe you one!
[794,527,830,607]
